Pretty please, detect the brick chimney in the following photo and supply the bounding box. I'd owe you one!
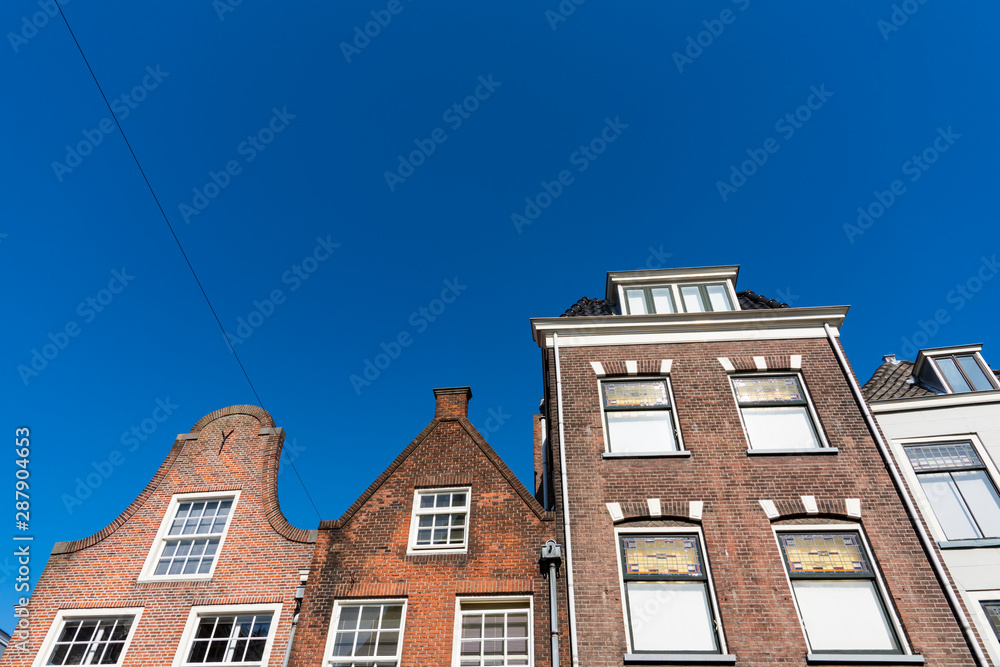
[434,386,472,419]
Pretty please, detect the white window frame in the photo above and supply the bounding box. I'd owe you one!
[613,526,729,656]
[138,490,241,582]
[406,487,471,555]
[772,524,911,657]
[598,376,685,456]
[729,372,831,452]
[32,607,144,667]
[929,351,999,393]
[967,590,1000,666]
[171,603,282,667]
[322,599,407,667]
[890,434,1000,545]
[619,281,739,316]
[451,596,534,667]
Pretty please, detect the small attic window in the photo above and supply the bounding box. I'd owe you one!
[932,354,998,393]
[623,282,734,315]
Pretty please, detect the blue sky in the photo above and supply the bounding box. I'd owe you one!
[2,0,999,625]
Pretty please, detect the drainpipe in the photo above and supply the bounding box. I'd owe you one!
[540,540,563,667]
[541,415,551,510]
[281,568,310,667]
[824,323,987,667]
[552,332,580,667]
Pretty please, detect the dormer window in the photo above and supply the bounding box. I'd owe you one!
[622,283,734,315]
[933,354,996,393]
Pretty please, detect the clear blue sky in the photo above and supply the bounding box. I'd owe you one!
[2,0,998,626]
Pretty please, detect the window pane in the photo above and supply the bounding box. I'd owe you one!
[781,534,870,575]
[906,442,982,471]
[606,411,676,453]
[953,471,1000,538]
[706,285,731,311]
[958,356,995,391]
[650,288,674,314]
[918,473,982,540]
[622,536,702,576]
[742,406,820,450]
[938,357,972,393]
[626,289,647,315]
[626,581,717,652]
[603,381,669,409]
[732,376,804,404]
[792,580,897,652]
[680,286,704,312]
[982,602,1000,641]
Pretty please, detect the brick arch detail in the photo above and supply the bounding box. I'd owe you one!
[767,497,858,521]
[191,404,275,431]
[617,500,699,523]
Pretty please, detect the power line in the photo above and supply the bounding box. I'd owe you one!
[52,1,323,522]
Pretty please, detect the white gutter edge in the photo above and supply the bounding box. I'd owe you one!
[553,332,580,667]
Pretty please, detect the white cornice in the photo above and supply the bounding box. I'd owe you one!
[530,306,849,348]
[870,389,1000,414]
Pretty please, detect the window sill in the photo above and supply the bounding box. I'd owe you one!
[136,574,214,584]
[806,654,924,664]
[603,451,692,459]
[624,654,736,664]
[746,447,838,456]
[938,538,1000,549]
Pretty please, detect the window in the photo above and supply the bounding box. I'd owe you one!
[173,604,280,667]
[932,354,997,393]
[454,598,531,667]
[778,532,901,654]
[618,533,723,653]
[905,442,1000,541]
[622,283,734,315]
[732,375,825,450]
[408,488,470,552]
[983,601,1000,641]
[34,608,143,667]
[679,283,733,313]
[140,491,240,581]
[601,379,680,454]
[326,601,406,667]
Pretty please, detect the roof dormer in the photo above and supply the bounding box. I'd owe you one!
[914,345,999,394]
[606,266,741,315]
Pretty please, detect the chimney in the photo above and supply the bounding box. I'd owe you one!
[883,354,898,365]
[434,387,473,419]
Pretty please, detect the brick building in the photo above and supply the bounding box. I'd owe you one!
[531,266,981,665]
[1,405,316,667]
[863,345,1000,664]
[288,386,565,667]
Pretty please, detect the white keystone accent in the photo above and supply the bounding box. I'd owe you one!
[718,357,735,372]
[689,501,704,521]
[759,499,779,519]
[606,502,624,522]
[660,359,673,374]
[625,360,638,375]
[846,498,861,518]
[801,495,819,514]
[590,361,606,376]
[790,354,802,370]
[647,498,662,517]
[754,356,768,370]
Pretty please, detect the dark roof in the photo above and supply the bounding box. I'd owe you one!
[861,360,937,401]
[561,290,788,317]
[736,290,789,310]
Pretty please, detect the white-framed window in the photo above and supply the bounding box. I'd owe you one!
[904,441,1000,541]
[614,527,727,655]
[138,490,240,582]
[172,603,281,667]
[452,597,532,667]
[323,599,406,667]
[774,527,908,656]
[931,353,998,393]
[622,283,735,315]
[731,374,827,451]
[33,608,144,667]
[600,378,682,454]
[407,488,470,554]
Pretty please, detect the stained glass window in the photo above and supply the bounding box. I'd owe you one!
[906,442,982,471]
[780,534,870,575]
[621,536,703,577]
[732,375,823,450]
[602,381,679,453]
[603,381,669,409]
[733,377,804,404]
